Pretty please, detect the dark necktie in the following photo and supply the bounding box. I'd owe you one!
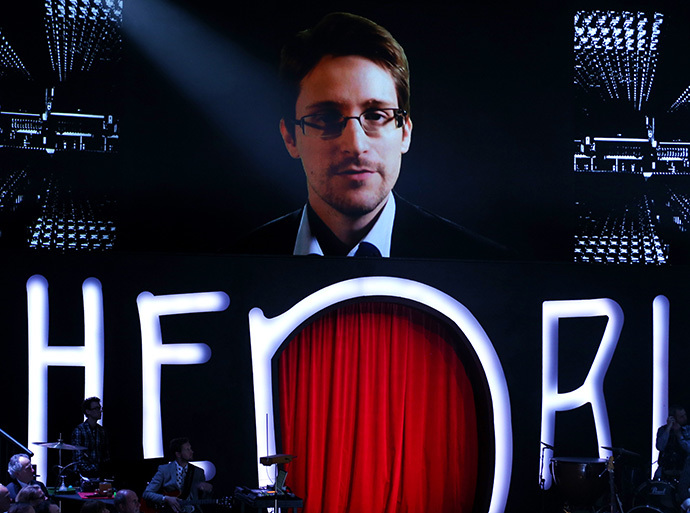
[177,465,185,489]
[354,242,382,257]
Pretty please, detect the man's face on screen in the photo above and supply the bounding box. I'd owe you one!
[281,55,412,220]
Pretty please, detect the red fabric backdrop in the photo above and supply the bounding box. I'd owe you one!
[278,301,479,513]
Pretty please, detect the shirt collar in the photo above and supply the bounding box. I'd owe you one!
[293,192,395,257]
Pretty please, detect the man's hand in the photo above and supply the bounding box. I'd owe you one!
[197,482,213,494]
[163,495,182,513]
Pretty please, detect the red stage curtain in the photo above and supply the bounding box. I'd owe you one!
[278,301,478,513]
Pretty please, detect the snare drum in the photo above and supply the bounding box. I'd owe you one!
[551,457,608,507]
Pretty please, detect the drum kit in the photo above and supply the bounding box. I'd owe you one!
[32,436,114,494]
[548,446,683,513]
[33,436,87,491]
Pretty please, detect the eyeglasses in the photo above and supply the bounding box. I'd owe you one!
[294,108,407,139]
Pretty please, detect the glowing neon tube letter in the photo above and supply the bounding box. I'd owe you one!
[27,275,104,483]
[540,298,623,489]
[137,290,229,460]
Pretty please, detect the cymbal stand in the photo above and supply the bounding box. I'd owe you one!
[56,433,66,489]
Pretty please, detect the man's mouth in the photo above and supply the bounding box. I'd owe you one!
[338,168,373,175]
[331,158,379,176]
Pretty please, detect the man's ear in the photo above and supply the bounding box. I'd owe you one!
[401,116,412,154]
[280,119,300,159]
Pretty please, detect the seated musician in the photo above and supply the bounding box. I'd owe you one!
[142,438,212,513]
[656,405,690,481]
[655,405,690,510]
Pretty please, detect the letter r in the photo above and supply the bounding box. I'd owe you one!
[540,298,623,489]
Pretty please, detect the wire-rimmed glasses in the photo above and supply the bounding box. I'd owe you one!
[294,108,407,139]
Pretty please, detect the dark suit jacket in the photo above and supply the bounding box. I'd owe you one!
[232,193,509,260]
[142,462,207,504]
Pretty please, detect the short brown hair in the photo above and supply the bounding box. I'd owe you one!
[81,397,100,415]
[15,485,44,505]
[280,12,410,134]
[168,437,190,458]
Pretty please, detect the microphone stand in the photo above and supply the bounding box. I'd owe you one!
[56,461,79,492]
[539,442,553,513]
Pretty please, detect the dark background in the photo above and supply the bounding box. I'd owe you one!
[1,1,689,512]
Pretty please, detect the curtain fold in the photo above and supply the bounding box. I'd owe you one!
[278,301,478,513]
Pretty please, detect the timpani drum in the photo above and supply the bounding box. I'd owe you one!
[551,457,608,507]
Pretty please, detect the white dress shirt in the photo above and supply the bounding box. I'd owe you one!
[293,192,396,257]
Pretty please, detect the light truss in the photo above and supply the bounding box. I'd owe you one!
[574,10,663,111]
[0,29,31,78]
[669,85,690,112]
[44,0,123,82]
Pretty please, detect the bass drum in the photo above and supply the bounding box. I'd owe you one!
[633,479,677,512]
[628,507,668,513]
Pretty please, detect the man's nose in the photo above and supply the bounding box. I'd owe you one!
[338,117,369,154]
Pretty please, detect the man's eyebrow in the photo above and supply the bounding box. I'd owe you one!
[303,101,345,112]
[303,99,397,112]
[362,99,396,108]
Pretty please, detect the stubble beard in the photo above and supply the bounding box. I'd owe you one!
[319,160,392,218]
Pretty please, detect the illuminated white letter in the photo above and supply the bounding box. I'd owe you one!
[540,298,623,489]
[137,291,229,460]
[652,295,669,478]
[249,277,512,513]
[27,275,104,483]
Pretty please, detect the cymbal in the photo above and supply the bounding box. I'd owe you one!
[601,445,640,457]
[33,441,87,451]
